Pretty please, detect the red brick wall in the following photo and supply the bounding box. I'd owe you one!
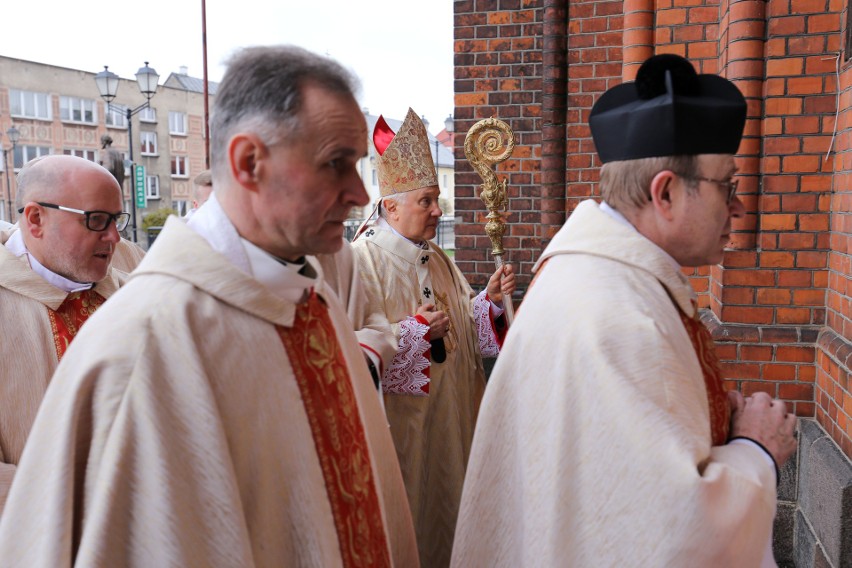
[820,5,852,457]
[454,0,545,290]
[454,0,852,457]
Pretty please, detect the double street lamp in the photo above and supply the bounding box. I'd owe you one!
[94,62,159,242]
[2,125,20,223]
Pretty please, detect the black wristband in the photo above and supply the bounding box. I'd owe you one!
[366,358,380,390]
[728,436,781,487]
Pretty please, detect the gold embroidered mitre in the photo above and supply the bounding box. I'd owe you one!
[374,108,438,196]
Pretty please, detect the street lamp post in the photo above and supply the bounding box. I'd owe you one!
[435,138,441,171]
[2,125,20,223]
[94,62,159,242]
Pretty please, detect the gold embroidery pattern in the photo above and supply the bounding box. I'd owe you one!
[375,108,438,196]
[434,290,457,354]
[47,290,106,361]
[276,292,391,568]
[678,306,730,445]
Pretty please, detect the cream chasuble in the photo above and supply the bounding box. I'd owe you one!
[352,223,501,568]
[0,213,418,567]
[451,200,779,568]
[111,238,146,273]
[314,241,397,378]
[0,229,129,515]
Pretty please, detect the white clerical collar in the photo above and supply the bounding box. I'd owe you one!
[241,239,317,304]
[4,229,94,293]
[186,192,252,274]
[187,192,318,303]
[600,201,681,271]
[377,217,429,250]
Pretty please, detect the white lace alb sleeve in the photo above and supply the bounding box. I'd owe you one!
[383,316,431,396]
[474,290,501,358]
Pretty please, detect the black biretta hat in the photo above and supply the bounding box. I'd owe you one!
[589,54,747,163]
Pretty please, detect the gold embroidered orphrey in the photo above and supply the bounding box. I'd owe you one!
[433,290,457,354]
[464,117,516,324]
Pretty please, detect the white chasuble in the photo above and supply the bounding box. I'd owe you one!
[0,216,418,567]
[452,200,779,568]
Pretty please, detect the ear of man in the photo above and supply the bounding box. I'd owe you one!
[22,204,46,238]
[648,169,680,222]
[228,133,267,192]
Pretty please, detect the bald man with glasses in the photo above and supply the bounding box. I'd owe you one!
[0,154,136,515]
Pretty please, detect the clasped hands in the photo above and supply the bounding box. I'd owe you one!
[729,390,798,468]
[416,264,516,340]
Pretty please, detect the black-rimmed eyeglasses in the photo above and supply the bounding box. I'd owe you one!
[24,202,131,232]
[674,173,739,204]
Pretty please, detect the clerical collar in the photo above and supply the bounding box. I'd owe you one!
[186,193,319,304]
[377,217,429,250]
[241,238,317,303]
[4,230,94,293]
[277,255,308,273]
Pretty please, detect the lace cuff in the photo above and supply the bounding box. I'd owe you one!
[383,316,431,396]
[474,291,503,358]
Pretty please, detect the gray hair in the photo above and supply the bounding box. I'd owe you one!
[209,45,360,179]
[600,155,699,212]
[378,192,411,219]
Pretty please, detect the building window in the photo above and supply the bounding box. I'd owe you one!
[146,175,160,199]
[171,155,188,177]
[9,89,51,120]
[13,145,51,169]
[371,169,378,186]
[139,106,157,123]
[173,200,188,216]
[443,174,447,188]
[60,96,97,124]
[63,149,97,162]
[169,111,187,135]
[105,104,128,128]
[140,131,158,155]
[121,152,130,177]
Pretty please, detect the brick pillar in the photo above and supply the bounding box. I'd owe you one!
[453,0,544,289]
[540,0,568,250]
[711,0,766,320]
[622,0,654,81]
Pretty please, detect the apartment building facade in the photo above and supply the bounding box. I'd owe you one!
[0,56,455,242]
[0,56,211,241]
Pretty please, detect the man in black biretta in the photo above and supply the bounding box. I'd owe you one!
[451,53,798,567]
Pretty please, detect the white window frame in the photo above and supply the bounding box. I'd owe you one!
[140,131,158,156]
[14,145,51,169]
[63,149,97,162]
[59,96,97,124]
[105,104,128,128]
[169,111,187,135]
[171,155,189,178]
[146,175,160,199]
[139,106,157,123]
[173,200,188,216]
[9,89,51,120]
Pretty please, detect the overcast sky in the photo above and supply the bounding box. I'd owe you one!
[1,0,454,134]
